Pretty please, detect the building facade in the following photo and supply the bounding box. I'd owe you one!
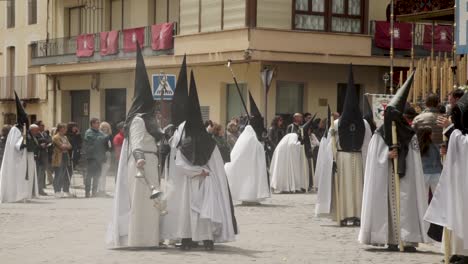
[1,0,421,130]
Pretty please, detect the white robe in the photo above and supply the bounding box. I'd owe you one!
[424,129,468,255]
[0,127,38,203]
[225,126,270,203]
[107,116,160,248]
[160,122,236,243]
[270,133,309,193]
[314,136,331,189]
[315,120,371,218]
[358,134,429,246]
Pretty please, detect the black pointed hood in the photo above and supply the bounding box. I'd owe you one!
[124,43,157,137]
[451,91,468,134]
[171,54,188,127]
[180,70,216,166]
[338,64,365,151]
[377,71,415,177]
[363,95,376,134]
[15,91,29,130]
[249,92,265,141]
[301,113,317,131]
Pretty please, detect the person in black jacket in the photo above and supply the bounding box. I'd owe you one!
[35,121,52,196]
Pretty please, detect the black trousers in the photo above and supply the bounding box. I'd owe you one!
[85,159,102,195]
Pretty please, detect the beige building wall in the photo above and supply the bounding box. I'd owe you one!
[224,0,246,30]
[257,0,292,30]
[368,0,388,22]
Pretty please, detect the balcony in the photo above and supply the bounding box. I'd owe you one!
[31,24,176,66]
[0,75,40,101]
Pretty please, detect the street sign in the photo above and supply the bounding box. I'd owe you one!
[152,74,176,100]
[456,0,468,54]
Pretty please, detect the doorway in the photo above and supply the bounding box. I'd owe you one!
[105,88,127,133]
[71,90,90,133]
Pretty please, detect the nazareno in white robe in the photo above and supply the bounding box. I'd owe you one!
[0,126,38,203]
[270,133,309,193]
[225,125,270,203]
[314,135,331,189]
[107,116,161,248]
[160,122,236,243]
[424,129,468,255]
[358,134,429,246]
[315,119,371,220]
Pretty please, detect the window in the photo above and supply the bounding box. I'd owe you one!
[276,81,304,114]
[28,0,38,25]
[7,0,15,28]
[293,0,365,33]
[226,83,247,122]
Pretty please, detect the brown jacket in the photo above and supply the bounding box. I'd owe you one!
[52,134,71,168]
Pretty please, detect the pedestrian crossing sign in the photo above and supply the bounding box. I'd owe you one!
[152,74,176,100]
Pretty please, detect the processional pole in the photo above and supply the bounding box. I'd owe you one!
[390,0,395,95]
[227,60,251,120]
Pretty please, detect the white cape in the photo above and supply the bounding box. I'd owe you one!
[160,122,236,243]
[270,133,309,193]
[358,134,429,245]
[424,130,468,251]
[315,119,371,215]
[0,127,38,203]
[225,125,270,203]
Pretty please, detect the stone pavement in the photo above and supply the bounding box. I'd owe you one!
[0,175,442,264]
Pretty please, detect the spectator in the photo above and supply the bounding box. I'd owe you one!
[45,129,54,185]
[286,113,303,134]
[66,122,82,169]
[84,118,108,198]
[412,93,443,145]
[212,123,231,163]
[113,121,125,163]
[35,121,52,196]
[403,106,418,126]
[226,120,240,149]
[417,127,442,201]
[204,120,214,134]
[97,121,113,196]
[303,113,312,124]
[437,89,465,129]
[0,125,11,169]
[52,123,73,198]
[268,116,285,151]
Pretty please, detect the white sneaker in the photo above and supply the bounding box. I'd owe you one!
[54,192,62,198]
[63,192,71,198]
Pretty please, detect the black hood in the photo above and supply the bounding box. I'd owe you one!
[180,70,216,166]
[338,64,365,151]
[324,105,332,139]
[452,91,468,134]
[249,92,265,141]
[171,54,189,127]
[124,43,162,140]
[376,72,415,177]
[15,91,29,131]
[363,95,376,134]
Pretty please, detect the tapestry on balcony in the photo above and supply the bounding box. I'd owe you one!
[76,34,95,57]
[151,22,174,51]
[397,0,454,15]
[374,21,412,50]
[423,25,453,52]
[123,27,145,53]
[100,31,119,56]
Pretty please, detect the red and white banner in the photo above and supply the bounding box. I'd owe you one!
[76,34,95,57]
[123,27,145,52]
[423,25,453,52]
[151,22,174,50]
[374,21,412,50]
[100,30,119,56]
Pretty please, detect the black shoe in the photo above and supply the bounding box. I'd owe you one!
[387,244,399,251]
[203,240,214,251]
[85,192,91,198]
[181,238,192,251]
[451,255,462,263]
[39,191,48,196]
[454,256,468,264]
[404,246,417,253]
[353,218,361,227]
[339,219,347,227]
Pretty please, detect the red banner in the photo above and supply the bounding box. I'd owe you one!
[423,25,453,52]
[151,23,174,51]
[100,31,119,56]
[76,34,95,57]
[374,21,412,50]
[123,27,145,53]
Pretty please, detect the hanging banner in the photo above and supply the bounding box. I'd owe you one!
[123,27,145,53]
[100,31,119,56]
[151,23,174,51]
[366,94,394,128]
[76,34,95,57]
[374,21,412,50]
[423,25,453,52]
[456,0,468,54]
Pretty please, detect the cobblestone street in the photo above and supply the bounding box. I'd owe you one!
[0,175,441,264]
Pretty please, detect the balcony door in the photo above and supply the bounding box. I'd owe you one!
[71,91,90,133]
[105,89,127,134]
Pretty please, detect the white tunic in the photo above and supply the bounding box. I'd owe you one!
[225,126,270,203]
[424,129,468,255]
[270,133,309,193]
[358,134,429,245]
[107,116,160,248]
[160,122,236,243]
[0,127,38,203]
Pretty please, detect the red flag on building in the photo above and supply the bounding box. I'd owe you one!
[76,34,95,57]
[123,27,145,53]
[374,21,412,50]
[151,23,174,50]
[100,30,119,56]
[423,25,453,52]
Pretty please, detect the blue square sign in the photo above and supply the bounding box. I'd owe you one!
[152,74,176,101]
